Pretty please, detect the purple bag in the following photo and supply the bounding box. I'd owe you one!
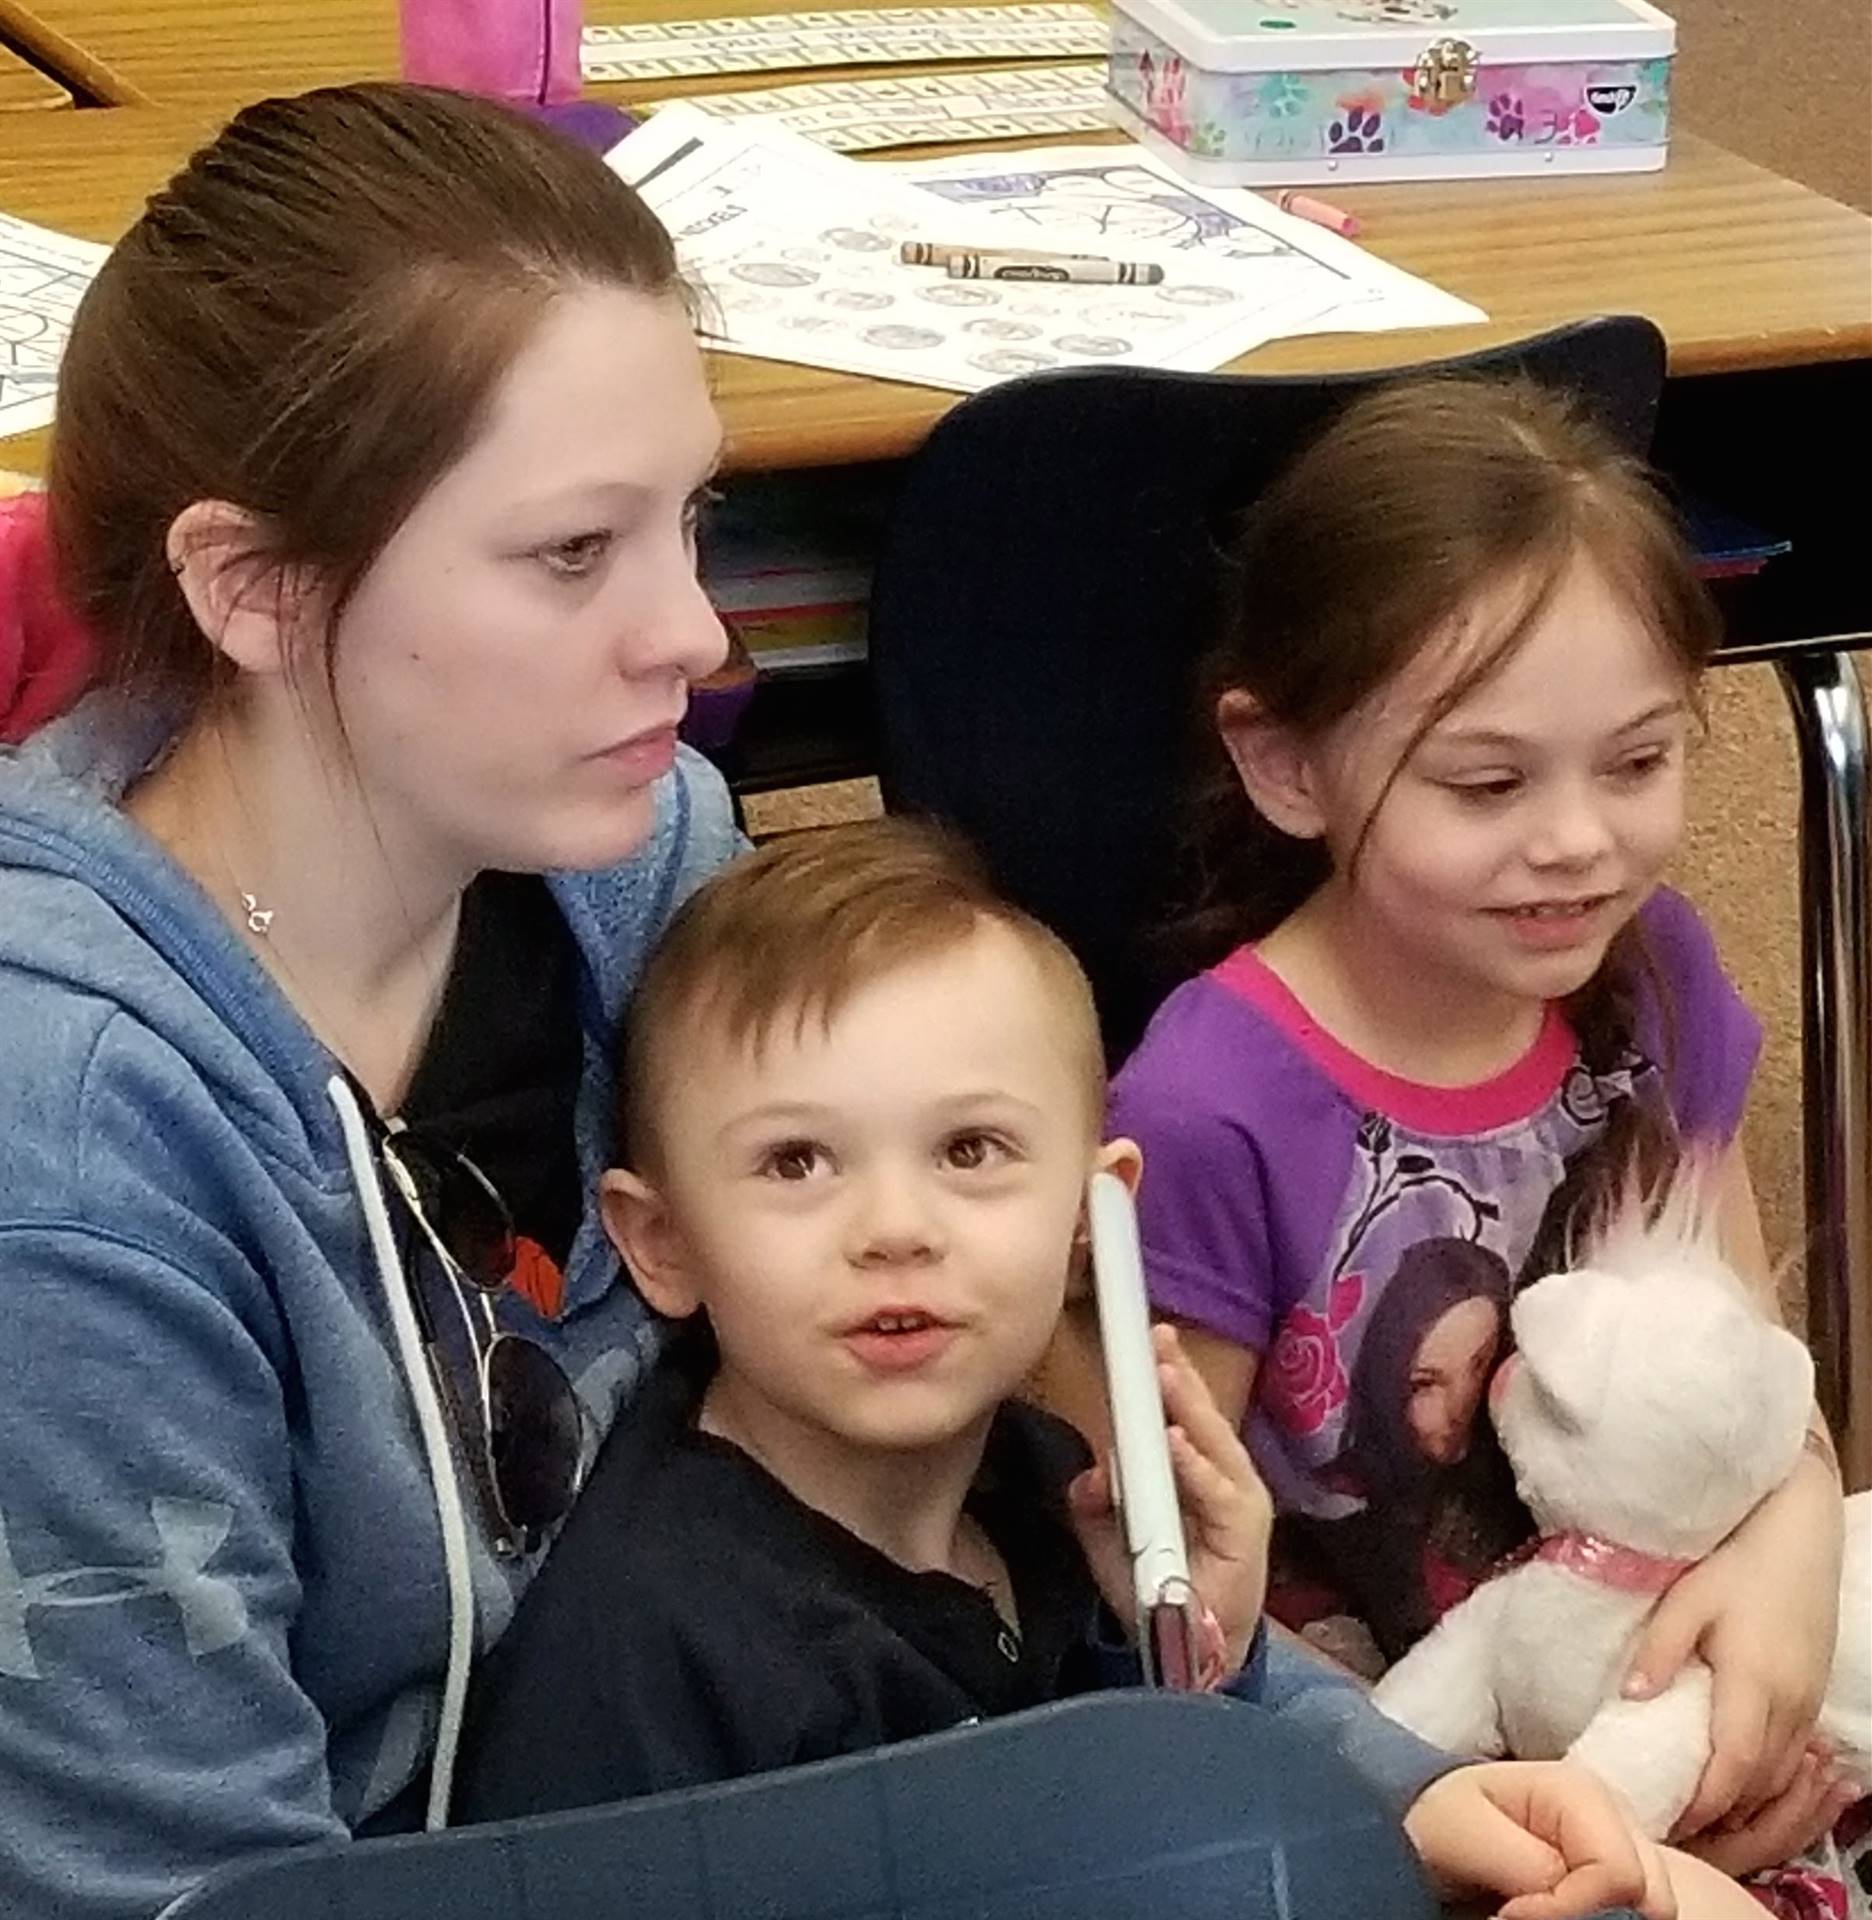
[399,0,583,106]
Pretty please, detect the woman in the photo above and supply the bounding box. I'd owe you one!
[0,84,737,1919]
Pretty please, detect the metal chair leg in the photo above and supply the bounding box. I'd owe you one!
[1774,649,1872,1491]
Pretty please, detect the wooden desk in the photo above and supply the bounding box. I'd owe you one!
[0,36,69,109]
[713,130,1872,468]
[0,104,1865,473]
[0,0,392,106]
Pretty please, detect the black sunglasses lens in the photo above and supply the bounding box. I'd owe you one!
[485,1335,583,1533]
[393,1137,514,1290]
[434,1155,514,1290]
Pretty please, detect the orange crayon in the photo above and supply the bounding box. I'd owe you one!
[1275,190,1361,239]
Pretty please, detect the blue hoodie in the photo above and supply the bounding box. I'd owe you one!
[0,694,741,1920]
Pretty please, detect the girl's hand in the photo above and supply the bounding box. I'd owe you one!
[1622,1449,1844,1843]
[1403,1760,1675,1920]
[1677,1742,1861,1880]
[1067,1325,1272,1675]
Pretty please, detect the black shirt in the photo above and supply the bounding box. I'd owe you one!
[402,871,584,1268]
[453,1330,1116,1823]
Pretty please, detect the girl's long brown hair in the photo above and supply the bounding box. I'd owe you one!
[1177,376,1721,1222]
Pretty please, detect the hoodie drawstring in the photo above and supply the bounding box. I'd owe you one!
[328,1071,475,1831]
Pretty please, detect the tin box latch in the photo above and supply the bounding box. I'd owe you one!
[1413,36,1479,105]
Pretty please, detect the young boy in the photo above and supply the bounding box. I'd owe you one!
[454,819,1684,1919]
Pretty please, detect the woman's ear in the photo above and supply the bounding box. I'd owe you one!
[166,500,319,681]
[598,1167,702,1319]
[1216,688,1327,840]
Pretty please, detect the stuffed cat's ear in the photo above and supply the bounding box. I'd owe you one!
[1510,1270,1624,1432]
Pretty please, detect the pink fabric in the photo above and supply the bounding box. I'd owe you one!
[0,493,94,745]
[399,0,584,105]
[1209,942,1578,1135]
[1743,1798,1867,1919]
[1746,1863,1849,1919]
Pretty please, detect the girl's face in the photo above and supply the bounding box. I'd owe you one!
[322,285,728,881]
[1306,552,1692,1014]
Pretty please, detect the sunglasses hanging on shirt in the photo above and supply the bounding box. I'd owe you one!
[379,1122,586,1556]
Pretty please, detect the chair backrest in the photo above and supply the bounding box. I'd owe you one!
[867,317,1668,1059]
[163,1690,1437,1919]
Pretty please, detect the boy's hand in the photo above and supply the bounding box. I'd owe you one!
[1623,1448,1844,1848]
[1067,1325,1272,1675]
[1404,1761,1675,1920]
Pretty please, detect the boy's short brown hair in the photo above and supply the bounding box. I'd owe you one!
[620,817,1105,1173]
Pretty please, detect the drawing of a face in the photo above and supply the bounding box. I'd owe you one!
[1052,334,1133,358]
[971,349,1055,376]
[1405,1295,1502,1466]
[1024,173,1196,245]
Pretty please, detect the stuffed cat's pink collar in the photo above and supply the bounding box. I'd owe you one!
[1527,1531,1698,1595]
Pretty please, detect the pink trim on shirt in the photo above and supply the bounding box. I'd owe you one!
[1208,945,1577,1136]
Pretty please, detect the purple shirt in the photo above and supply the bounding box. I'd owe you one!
[1110,888,1760,1649]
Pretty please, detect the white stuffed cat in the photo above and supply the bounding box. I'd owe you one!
[1372,1185,1871,1839]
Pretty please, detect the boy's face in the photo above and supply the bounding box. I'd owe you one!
[608,923,1121,1462]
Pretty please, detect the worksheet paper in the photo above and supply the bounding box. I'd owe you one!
[582,4,1105,81]
[609,106,1483,394]
[0,214,109,439]
[671,62,1113,151]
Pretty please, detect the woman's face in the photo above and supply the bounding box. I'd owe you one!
[324,284,728,880]
[1405,1295,1502,1465]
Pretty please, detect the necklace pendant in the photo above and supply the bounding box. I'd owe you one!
[240,892,275,937]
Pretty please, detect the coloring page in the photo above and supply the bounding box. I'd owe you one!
[0,214,109,439]
[612,107,1463,393]
[886,143,1484,335]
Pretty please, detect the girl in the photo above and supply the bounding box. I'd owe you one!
[1102,380,1852,1887]
[0,84,737,1919]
